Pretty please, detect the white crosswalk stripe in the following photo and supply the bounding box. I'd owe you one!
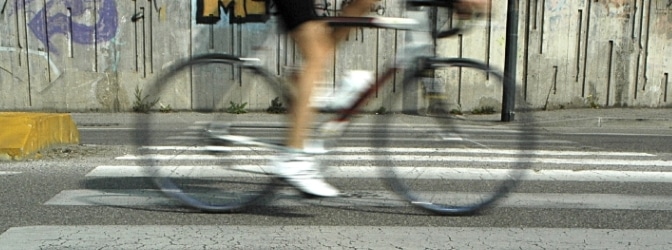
[116,153,672,166]
[139,145,654,156]
[165,135,575,144]
[45,188,672,211]
[0,171,21,176]
[83,165,672,183]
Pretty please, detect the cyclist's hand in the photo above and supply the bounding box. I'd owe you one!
[453,0,488,19]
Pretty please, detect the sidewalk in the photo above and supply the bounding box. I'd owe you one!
[69,107,672,131]
[467,108,672,129]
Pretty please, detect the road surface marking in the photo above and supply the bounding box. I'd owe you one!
[44,189,672,211]
[87,165,672,182]
[116,154,671,167]
[0,171,21,176]
[139,146,655,157]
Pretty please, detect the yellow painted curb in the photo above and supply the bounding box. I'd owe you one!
[0,112,80,160]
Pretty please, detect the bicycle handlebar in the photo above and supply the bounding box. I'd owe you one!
[406,0,483,39]
[323,0,483,39]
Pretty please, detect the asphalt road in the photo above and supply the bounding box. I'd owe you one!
[1,112,671,249]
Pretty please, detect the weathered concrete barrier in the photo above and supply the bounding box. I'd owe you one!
[0,113,80,160]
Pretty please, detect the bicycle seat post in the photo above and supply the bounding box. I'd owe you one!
[399,6,435,64]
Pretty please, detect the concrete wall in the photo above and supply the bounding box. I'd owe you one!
[517,0,672,109]
[0,0,670,113]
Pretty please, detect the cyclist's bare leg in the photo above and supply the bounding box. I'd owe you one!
[286,0,375,150]
[286,22,335,149]
[274,1,375,198]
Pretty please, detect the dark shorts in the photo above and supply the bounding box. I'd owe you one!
[274,0,318,31]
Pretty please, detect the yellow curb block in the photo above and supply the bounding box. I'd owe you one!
[0,113,80,160]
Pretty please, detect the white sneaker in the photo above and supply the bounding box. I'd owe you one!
[310,70,374,111]
[327,70,373,110]
[272,153,339,197]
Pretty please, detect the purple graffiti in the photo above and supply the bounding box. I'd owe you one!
[25,0,118,54]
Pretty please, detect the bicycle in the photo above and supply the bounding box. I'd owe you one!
[133,0,535,215]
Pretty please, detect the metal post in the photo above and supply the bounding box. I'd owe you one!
[501,0,519,122]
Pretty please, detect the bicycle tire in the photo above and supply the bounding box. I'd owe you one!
[380,58,535,215]
[133,54,290,212]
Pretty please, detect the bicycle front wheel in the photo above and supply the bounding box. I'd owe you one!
[382,58,535,215]
[133,54,290,212]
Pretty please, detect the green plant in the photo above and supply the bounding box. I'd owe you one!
[586,95,600,109]
[159,103,173,113]
[227,101,248,114]
[471,106,496,115]
[266,97,287,114]
[375,106,387,115]
[449,108,463,115]
[132,86,160,113]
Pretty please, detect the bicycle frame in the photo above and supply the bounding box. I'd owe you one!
[318,5,442,122]
[217,3,454,150]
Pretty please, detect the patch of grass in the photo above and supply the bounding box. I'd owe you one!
[375,106,387,115]
[450,108,463,115]
[132,86,159,113]
[586,95,600,109]
[159,103,173,113]
[227,101,248,114]
[471,106,496,115]
[266,97,287,114]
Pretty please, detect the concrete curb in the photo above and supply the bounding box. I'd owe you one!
[0,113,80,160]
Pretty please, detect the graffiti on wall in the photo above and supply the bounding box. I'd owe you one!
[6,0,118,54]
[195,0,269,24]
[1,0,119,83]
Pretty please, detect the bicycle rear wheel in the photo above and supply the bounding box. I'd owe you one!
[381,58,535,215]
[133,54,290,212]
